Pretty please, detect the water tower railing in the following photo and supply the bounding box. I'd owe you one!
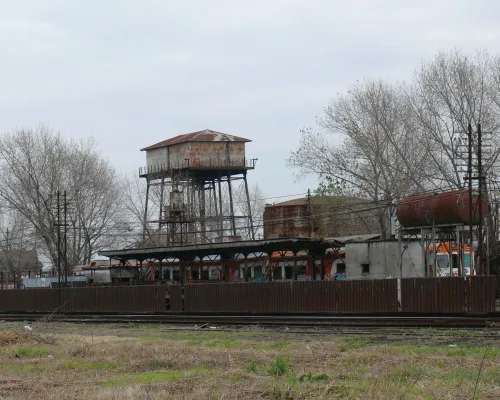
[139,158,257,176]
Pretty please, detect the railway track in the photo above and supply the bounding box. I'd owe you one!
[1,313,500,328]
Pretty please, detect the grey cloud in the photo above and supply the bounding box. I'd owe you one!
[1,0,500,198]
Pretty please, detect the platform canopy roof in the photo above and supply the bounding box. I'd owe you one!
[324,233,382,243]
[141,129,251,151]
[99,238,343,262]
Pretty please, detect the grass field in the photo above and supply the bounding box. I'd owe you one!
[0,322,499,399]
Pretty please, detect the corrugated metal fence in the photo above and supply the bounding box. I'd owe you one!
[0,277,496,314]
[180,277,497,314]
[0,286,166,313]
[183,280,399,313]
[168,285,183,312]
[401,276,497,313]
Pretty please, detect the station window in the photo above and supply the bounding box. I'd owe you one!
[297,263,307,279]
[173,269,180,282]
[337,263,346,274]
[209,269,220,280]
[361,264,370,274]
[285,266,293,280]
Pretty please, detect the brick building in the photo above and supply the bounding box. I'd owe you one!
[263,196,380,240]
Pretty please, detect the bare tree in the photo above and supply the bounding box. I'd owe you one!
[65,139,126,263]
[0,126,125,271]
[288,79,427,237]
[121,173,163,247]
[0,209,40,280]
[232,182,265,240]
[409,50,500,273]
[409,49,500,189]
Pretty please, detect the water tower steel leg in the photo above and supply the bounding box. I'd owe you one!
[218,176,224,240]
[211,180,220,239]
[158,177,165,229]
[243,173,255,240]
[227,174,237,236]
[199,183,206,243]
[143,178,150,241]
[191,182,197,244]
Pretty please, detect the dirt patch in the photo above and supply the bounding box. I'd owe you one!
[0,331,37,346]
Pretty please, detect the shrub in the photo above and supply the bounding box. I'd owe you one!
[269,357,289,376]
[247,361,259,373]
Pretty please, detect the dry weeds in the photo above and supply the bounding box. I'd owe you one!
[0,323,499,399]
[0,331,36,346]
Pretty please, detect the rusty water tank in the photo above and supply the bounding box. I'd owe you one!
[396,189,488,228]
[169,189,184,212]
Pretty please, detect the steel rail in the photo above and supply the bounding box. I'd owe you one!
[1,313,500,328]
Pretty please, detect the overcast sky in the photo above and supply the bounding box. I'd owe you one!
[1,0,499,202]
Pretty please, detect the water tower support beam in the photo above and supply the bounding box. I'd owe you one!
[227,174,237,236]
[218,175,224,239]
[211,180,220,239]
[142,178,150,241]
[158,177,165,229]
[243,171,255,240]
[199,183,206,243]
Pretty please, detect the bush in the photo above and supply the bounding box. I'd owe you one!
[268,357,289,376]
[247,361,259,373]
[299,371,329,382]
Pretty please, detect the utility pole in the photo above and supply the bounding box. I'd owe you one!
[463,123,488,275]
[477,123,484,275]
[57,191,61,286]
[54,190,71,287]
[306,189,312,238]
[64,191,68,284]
[467,123,474,274]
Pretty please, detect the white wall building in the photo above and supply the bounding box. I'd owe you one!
[345,239,424,279]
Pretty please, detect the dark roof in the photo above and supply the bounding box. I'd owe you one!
[141,129,252,151]
[325,233,383,243]
[266,196,369,207]
[99,238,343,261]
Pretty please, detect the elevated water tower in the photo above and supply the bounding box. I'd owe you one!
[139,129,257,245]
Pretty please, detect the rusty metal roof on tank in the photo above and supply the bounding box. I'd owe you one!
[266,196,369,207]
[141,129,252,151]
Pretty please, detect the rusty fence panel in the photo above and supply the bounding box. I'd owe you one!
[168,285,183,312]
[401,277,466,313]
[0,278,495,314]
[183,280,399,314]
[0,286,167,313]
[401,276,498,314]
[467,276,497,313]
